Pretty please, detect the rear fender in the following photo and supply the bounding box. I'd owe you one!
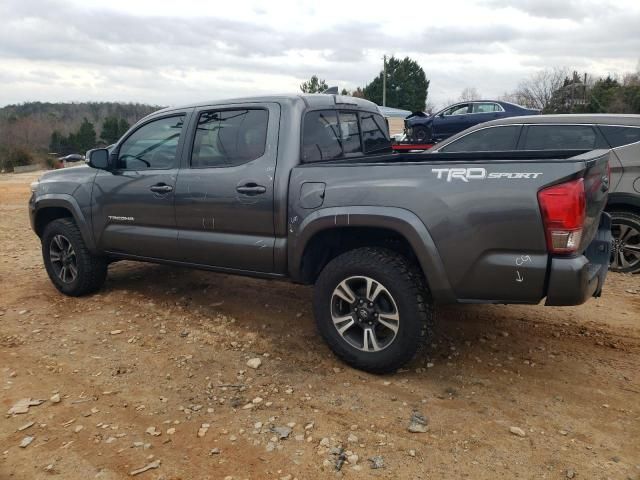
[289,206,455,303]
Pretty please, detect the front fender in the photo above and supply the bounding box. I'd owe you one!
[31,194,97,253]
[288,206,455,303]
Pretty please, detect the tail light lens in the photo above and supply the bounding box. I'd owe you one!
[538,178,586,254]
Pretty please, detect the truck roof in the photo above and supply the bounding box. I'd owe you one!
[153,94,381,115]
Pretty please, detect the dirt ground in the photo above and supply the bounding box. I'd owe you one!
[1,170,639,480]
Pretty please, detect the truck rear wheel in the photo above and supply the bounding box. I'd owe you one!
[609,210,640,273]
[313,247,432,373]
[42,218,108,296]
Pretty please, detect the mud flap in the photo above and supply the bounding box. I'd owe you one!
[584,212,612,298]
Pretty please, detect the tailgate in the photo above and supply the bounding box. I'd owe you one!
[572,149,611,252]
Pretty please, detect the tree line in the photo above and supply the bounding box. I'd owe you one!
[300,56,430,113]
[301,60,640,116]
[2,62,639,171]
[0,102,159,171]
[49,116,131,155]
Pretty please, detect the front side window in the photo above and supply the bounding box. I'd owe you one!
[440,126,521,152]
[472,103,502,113]
[443,104,470,116]
[118,116,185,170]
[599,125,640,148]
[523,125,597,150]
[361,112,392,154]
[191,109,268,168]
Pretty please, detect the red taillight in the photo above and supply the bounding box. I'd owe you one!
[538,178,586,254]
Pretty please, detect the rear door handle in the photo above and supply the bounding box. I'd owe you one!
[236,184,266,195]
[150,183,173,193]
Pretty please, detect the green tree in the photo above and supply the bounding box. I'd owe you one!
[49,130,64,153]
[362,56,430,112]
[101,116,131,144]
[74,118,97,151]
[100,117,120,144]
[300,75,328,93]
[118,118,130,137]
[587,76,622,113]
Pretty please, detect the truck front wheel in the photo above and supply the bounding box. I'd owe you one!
[313,247,432,373]
[42,218,108,296]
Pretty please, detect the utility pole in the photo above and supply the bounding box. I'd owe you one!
[382,55,387,107]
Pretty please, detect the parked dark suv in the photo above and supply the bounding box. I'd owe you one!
[405,100,539,143]
[429,114,640,273]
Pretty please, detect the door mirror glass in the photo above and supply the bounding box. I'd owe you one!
[87,148,110,170]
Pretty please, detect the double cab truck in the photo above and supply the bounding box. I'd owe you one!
[30,94,611,373]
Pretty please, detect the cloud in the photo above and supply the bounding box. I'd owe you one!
[484,0,601,19]
[0,0,638,108]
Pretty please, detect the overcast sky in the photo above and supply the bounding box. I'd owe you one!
[1,0,639,109]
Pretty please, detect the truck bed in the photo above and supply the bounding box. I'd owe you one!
[288,149,610,304]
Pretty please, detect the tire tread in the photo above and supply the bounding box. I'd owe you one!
[314,247,433,373]
[42,218,107,296]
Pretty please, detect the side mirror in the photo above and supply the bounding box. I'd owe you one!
[87,148,110,170]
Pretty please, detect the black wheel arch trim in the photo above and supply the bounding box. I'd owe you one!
[32,194,97,253]
[606,192,640,213]
[288,206,456,303]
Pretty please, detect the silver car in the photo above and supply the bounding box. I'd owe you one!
[429,114,640,273]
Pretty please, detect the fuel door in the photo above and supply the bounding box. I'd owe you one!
[299,182,326,209]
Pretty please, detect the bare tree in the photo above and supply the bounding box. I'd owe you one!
[511,67,569,111]
[424,101,436,114]
[458,87,482,102]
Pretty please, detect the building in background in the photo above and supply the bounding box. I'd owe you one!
[378,105,411,136]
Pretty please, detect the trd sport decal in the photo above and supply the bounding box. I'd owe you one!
[432,168,543,182]
[107,216,135,222]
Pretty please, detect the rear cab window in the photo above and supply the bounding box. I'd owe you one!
[302,109,391,163]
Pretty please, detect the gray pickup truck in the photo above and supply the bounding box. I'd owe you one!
[29,94,612,372]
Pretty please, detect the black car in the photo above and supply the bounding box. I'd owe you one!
[405,100,539,143]
[429,114,640,273]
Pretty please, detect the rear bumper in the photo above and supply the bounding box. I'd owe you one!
[545,213,611,306]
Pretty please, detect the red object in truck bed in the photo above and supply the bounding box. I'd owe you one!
[392,143,434,152]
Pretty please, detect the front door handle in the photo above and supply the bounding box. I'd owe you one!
[236,184,266,195]
[150,183,173,193]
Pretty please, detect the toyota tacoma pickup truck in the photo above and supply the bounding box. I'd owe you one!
[29,94,612,373]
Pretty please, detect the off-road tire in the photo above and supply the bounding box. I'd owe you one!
[609,210,640,274]
[42,218,108,296]
[313,247,433,373]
